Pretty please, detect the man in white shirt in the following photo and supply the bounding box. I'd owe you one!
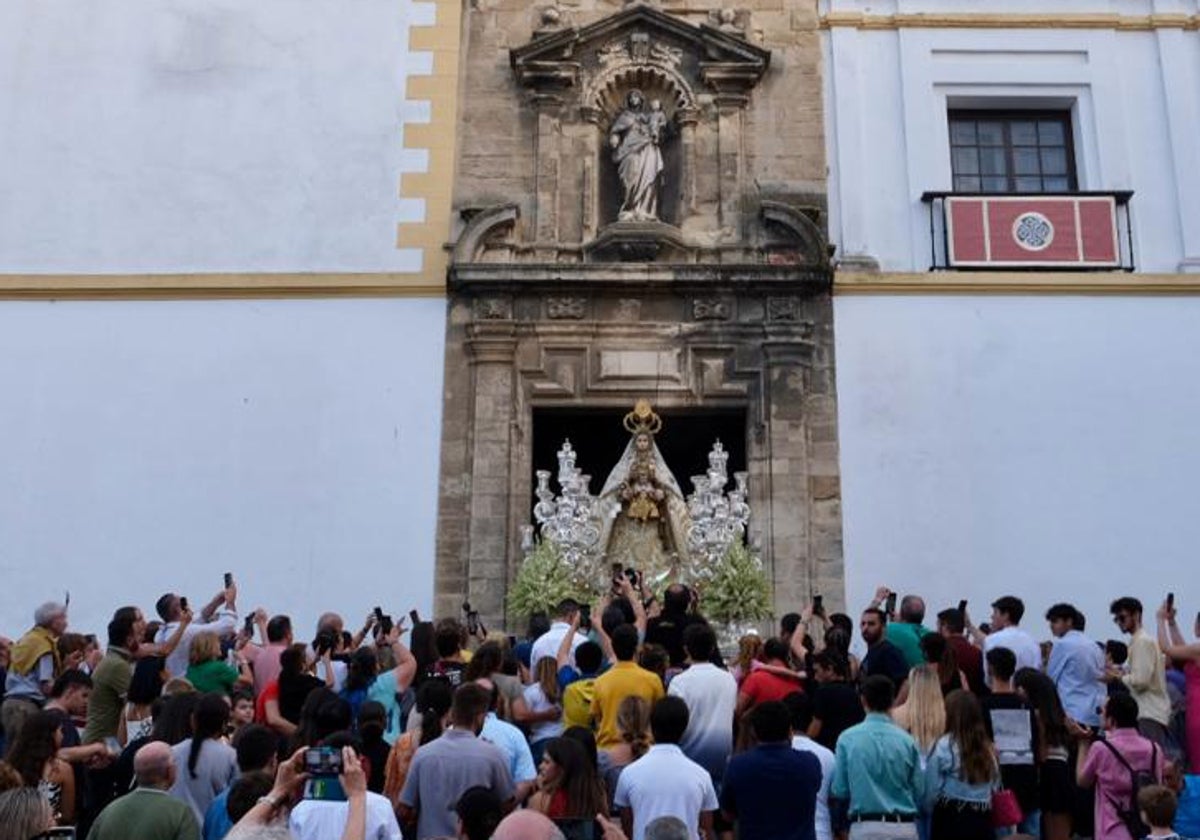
[667,624,736,787]
[154,586,239,678]
[529,599,588,669]
[1109,596,1172,746]
[980,595,1041,687]
[614,696,719,840]
[784,692,836,840]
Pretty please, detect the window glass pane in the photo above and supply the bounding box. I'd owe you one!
[954,176,981,191]
[1010,121,1038,146]
[952,148,979,175]
[1040,148,1067,175]
[1014,177,1043,192]
[977,122,1005,145]
[1013,148,1040,175]
[950,121,976,145]
[979,147,1007,175]
[1038,120,1065,145]
[982,177,1008,193]
[1043,177,1070,192]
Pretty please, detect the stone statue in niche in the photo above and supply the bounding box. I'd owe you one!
[608,90,672,221]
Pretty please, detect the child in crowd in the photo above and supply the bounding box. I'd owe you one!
[1138,784,1182,840]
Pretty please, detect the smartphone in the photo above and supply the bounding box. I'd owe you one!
[179,596,189,613]
[409,609,420,625]
[1167,592,1175,611]
[305,746,344,776]
[958,599,968,616]
[224,572,234,588]
[812,594,824,616]
[579,604,592,632]
[243,615,255,636]
[463,602,479,636]
[885,591,897,616]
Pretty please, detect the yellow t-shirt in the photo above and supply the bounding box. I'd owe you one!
[590,661,665,748]
[563,677,597,730]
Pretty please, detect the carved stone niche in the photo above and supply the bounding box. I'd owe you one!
[508,4,798,264]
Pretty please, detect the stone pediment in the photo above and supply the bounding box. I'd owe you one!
[510,4,770,100]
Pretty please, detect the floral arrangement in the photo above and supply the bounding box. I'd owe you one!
[698,542,773,624]
[506,539,599,619]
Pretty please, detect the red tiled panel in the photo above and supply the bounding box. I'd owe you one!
[1078,198,1119,263]
[948,199,987,263]
[987,199,1080,262]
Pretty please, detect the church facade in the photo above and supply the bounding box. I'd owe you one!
[1,0,1198,634]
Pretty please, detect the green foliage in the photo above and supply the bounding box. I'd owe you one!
[507,540,598,619]
[699,542,773,624]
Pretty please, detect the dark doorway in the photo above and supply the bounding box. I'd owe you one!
[530,406,747,508]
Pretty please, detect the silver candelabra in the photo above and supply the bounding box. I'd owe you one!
[532,440,603,568]
[685,441,750,582]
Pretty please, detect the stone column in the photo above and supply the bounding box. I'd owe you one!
[531,95,563,257]
[462,303,518,629]
[714,95,747,239]
[677,107,699,217]
[760,326,818,614]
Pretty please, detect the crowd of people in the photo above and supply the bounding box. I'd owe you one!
[0,574,1198,840]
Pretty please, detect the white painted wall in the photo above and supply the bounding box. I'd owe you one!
[0,0,435,273]
[822,0,1200,272]
[0,299,446,640]
[835,294,1200,643]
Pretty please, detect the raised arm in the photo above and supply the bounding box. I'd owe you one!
[1157,606,1200,661]
[385,621,418,693]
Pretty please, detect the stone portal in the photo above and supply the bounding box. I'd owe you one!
[436,0,840,628]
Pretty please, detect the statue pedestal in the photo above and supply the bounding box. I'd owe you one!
[585,220,688,263]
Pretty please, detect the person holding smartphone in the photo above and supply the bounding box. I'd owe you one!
[152,578,240,679]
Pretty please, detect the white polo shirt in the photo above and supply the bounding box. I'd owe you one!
[529,622,587,669]
[792,734,836,840]
[614,744,718,840]
[667,663,737,783]
[982,625,1042,685]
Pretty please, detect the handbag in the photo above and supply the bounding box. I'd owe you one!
[990,788,1023,828]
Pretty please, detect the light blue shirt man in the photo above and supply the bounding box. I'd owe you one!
[1046,628,1105,727]
[831,712,925,817]
[480,712,537,786]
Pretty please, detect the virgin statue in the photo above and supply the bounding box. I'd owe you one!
[597,401,692,582]
[608,90,668,222]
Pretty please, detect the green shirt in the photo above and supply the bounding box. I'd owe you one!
[87,787,200,840]
[82,646,133,744]
[885,621,929,669]
[831,712,925,816]
[185,660,239,695]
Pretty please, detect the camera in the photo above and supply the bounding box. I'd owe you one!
[304,747,343,777]
[314,629,338,655]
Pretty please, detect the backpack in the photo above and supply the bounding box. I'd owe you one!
[1100,738,1158,840]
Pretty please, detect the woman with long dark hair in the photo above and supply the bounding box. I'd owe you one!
[528,737,609,820]
[924,690,999,840]
[4,711,74,826]
[1015,667,1074,840]
[384,677,454,811]
[170,692,236,823]
[464,640,531,723]
[118,656,167,746]
[277,643,332,724]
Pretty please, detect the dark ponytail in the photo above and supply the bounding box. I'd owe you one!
[417,677,454,747]
[188,693,231,778]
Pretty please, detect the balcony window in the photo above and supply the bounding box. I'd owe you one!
[948,111,1077,193]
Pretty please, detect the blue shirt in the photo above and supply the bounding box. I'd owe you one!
[480,712,537,783]
[1046,629,1105,727]
[1177,774,1200,838]
[831,713,924,816]
[202,788,233,840]
[720,742,821,840]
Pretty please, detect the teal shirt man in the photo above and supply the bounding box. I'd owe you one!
[831,708,925,817]
[886,621,929,669]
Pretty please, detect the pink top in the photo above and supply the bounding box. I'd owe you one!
[244,642,288,697]
[1079,728,1162,840]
